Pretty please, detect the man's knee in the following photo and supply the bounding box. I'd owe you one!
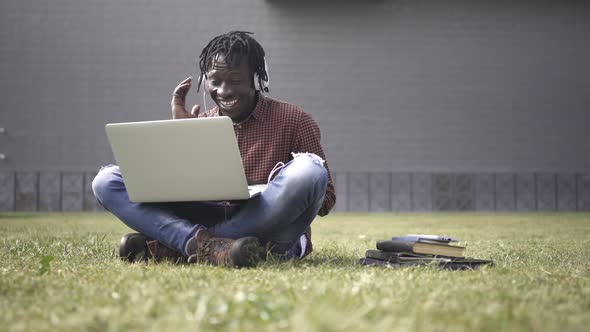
[289,153,328,189]
[92,165,120,201]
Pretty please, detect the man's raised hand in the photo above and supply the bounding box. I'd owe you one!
[171,77,201,119]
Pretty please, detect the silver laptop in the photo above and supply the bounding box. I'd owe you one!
[105,116,266,203]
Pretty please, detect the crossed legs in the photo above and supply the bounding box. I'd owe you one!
[92,153,328,259]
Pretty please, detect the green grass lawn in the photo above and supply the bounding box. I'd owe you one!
[1,212,589,332]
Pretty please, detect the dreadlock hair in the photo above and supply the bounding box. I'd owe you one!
[196,31,269,93]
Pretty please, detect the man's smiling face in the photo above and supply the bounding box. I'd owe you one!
[206,54,257,123]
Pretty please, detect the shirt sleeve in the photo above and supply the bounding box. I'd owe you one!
[293,111,336,216]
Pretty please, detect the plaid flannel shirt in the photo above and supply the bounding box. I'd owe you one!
[199,94,336,256]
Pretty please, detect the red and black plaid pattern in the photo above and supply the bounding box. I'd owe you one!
[200,95,336,216]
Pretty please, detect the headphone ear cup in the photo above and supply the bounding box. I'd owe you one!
[253,58,270,92]
[253,73,260,91]
[262,58,270,92]
[253,73,269,92]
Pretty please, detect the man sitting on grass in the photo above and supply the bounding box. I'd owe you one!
[92,31,336,268]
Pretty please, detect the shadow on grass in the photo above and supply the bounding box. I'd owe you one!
[125,252,361,270]
[253,251,360,270]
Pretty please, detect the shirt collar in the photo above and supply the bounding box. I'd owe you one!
[212,93,267,124]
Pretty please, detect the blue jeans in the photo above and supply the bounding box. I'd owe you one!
[92,153,328,258]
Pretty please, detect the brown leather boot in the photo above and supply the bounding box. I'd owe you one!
[185,229,260,268]
[146,239,186,264]
[119,233,185,264]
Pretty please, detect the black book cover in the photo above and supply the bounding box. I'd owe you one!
[365,250,452,263]
[376,239,465,258]
[358,255,493,270]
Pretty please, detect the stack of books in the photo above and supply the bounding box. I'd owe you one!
[358,234,493,270]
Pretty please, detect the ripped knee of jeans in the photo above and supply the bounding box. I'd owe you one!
[291,152,325,166]
[98,164,117,172]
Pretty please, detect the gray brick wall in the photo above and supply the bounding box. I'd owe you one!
[1,0,589,211]
[2,170,589,212]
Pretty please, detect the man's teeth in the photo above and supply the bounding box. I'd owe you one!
[219,99,238,107]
